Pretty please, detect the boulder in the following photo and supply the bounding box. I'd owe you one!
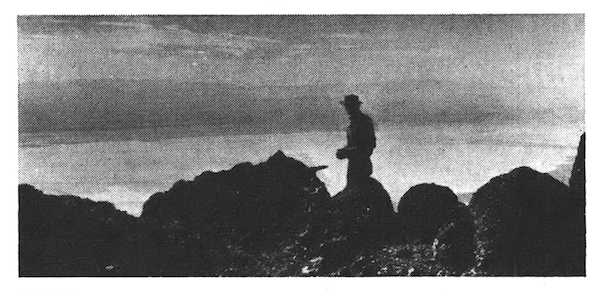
[318,177,395,274]
[329,177,396,245]
[469,167,571,275]
[432,203,475,273]
[395,183,475,273]
[397,183,463,244]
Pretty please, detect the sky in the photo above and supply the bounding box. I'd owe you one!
[16,14,587,219]
[17,15,585,133]
[18,15,583,87]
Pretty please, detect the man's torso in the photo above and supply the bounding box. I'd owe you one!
[346,112,376,155]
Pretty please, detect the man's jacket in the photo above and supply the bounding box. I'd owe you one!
[345,112,376,156]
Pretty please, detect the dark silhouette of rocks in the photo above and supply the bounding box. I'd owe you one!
[395,183,475,273]
[566,133,586,275]
[318,178,396,274]
[19,151,333,276]
[432,202,475,273]
[19,184,142,276]
[18,147,585,276]
[570,133,585,200]
[140,150,331,275]
[397,184,468,244]
[469,167,578,275]
[329,178,395,244]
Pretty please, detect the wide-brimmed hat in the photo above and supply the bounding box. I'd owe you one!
[340,94,362,106]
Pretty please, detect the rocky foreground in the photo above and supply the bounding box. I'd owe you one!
[19,134,585,276]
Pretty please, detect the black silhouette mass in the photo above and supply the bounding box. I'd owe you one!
[19,133,585,276]
[336,94,377,184]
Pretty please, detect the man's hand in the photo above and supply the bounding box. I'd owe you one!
[336,147,357,159]
[336,148,348,159]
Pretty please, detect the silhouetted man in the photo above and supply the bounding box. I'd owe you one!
[336,94,376,184]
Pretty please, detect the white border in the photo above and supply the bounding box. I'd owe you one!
[4,1,598,295]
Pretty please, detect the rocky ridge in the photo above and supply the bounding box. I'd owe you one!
[19,134,586,276]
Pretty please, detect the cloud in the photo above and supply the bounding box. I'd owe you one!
[95,20,154,30]
[19,16,293,63]
[106,29,289,60]
[325,32,374,41]
[17,15,583,90]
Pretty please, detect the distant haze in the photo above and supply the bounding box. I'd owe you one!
[18,15,584,134]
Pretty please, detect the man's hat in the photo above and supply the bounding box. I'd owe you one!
[340,94,362,106]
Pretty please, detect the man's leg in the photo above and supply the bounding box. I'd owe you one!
[347,155,372,185]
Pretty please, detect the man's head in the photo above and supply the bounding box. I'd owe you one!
[340,94,362,115]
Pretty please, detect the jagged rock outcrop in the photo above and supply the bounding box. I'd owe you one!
[19,184,142,276]
[570,133,585,200]
[566,133,586,275]
[140,150,331,275]
[469,167,574,275]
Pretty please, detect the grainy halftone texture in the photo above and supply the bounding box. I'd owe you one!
[18,15,584,277]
